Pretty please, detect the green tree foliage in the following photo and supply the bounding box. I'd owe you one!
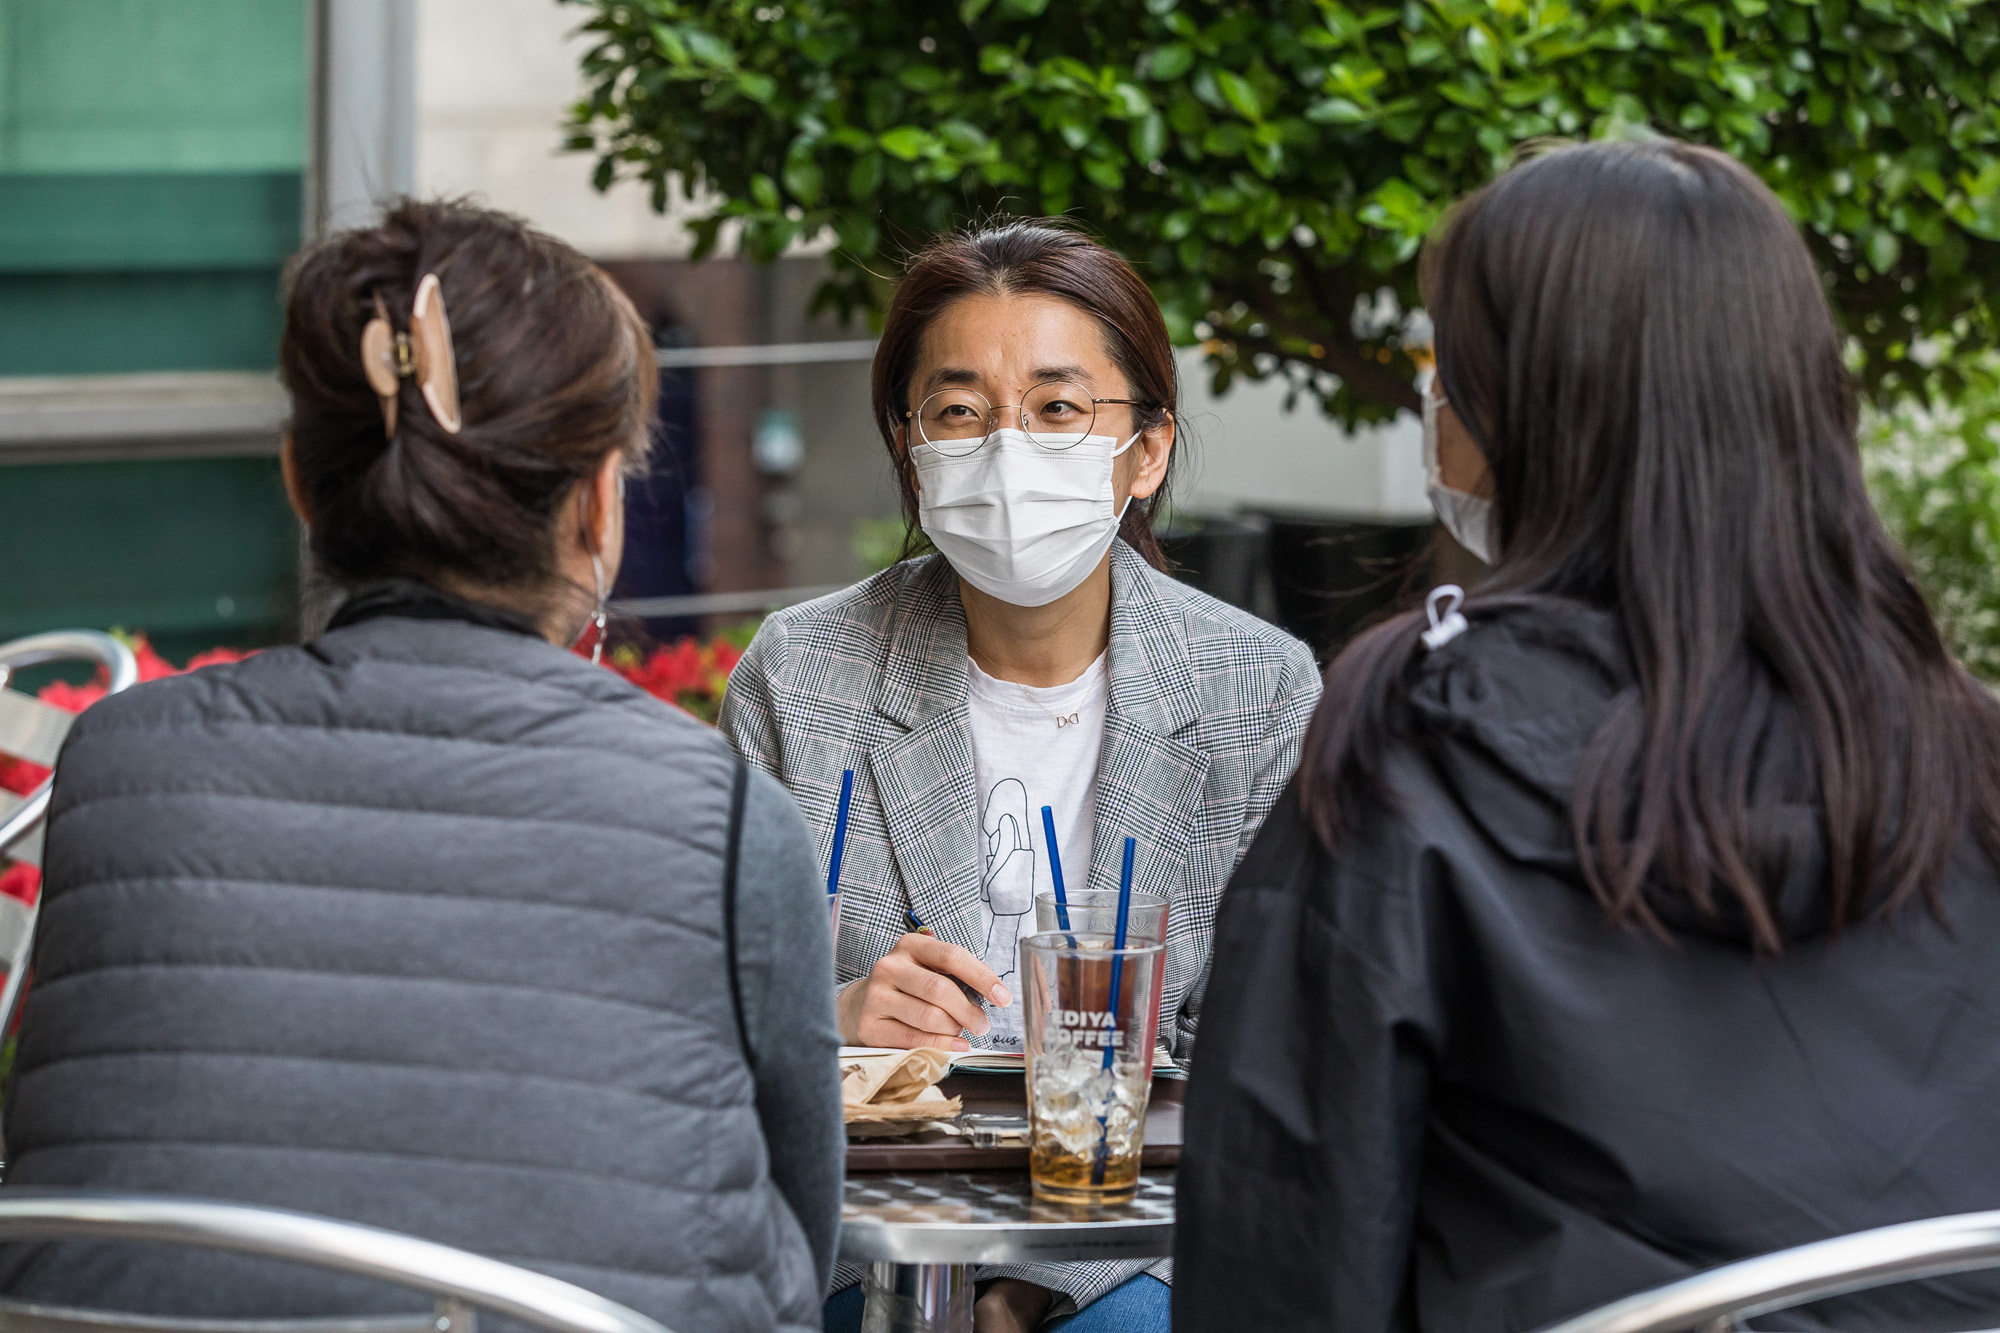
[1863,354,2000,680]
[566,0,2000,420]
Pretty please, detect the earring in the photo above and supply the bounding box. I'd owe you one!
[588,552,608,666]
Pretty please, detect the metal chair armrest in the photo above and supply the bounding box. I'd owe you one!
[0,787,49,865]
[1537,1209,2000,1333]
[0,1193,669,1333]
[0,1302,445,1333]
[0,631,140,863]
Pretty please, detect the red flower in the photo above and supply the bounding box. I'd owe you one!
[594,630,751,725]
[0,862,38,907]
[127,634,179,683]
[36,680,105,714]
[0,756,47,799]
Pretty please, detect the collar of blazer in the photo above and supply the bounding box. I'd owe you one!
[867,541,1211,961]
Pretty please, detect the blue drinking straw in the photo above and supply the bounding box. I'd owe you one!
[1041,805,1073,932]
[1091,836,1137,1186]
[826,769,855,932]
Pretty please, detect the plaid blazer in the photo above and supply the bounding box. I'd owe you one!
[721,542,1321,1315]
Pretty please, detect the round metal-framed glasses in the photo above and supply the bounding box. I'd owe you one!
[906,380,1152,458]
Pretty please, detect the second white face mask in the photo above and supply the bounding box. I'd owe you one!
[1423,388,1499,566]
[913,427,1138,607]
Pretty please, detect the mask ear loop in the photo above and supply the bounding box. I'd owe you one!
[1422,387,1442,479]
[569,484,612,665]
[1106,417,1158,534]
[587,553,608,666]
[1107,426,1149,531]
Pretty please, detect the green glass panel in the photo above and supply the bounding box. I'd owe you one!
[0,268,282,373]
[0,0,309,174]
[0,173,301,272]
[0,455,296,645]
[0,4,310,650]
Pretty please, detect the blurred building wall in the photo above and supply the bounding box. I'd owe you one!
[415,0,901,601]
[1176,355,1429,523]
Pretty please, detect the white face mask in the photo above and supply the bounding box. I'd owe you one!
[912,426,1139,607]
[1423,387,1499,566]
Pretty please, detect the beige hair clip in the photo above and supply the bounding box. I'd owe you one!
[359,273,462,437]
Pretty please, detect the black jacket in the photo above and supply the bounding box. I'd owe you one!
[1175,602,2000,1331]
[1,594,839,1333]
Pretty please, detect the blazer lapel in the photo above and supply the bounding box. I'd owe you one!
[867,559,986,958]
[1087,546,1212,910]
[865,548,1212,958]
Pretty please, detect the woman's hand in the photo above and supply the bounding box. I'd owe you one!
[837,931,1012,1049]
[974,1279,1054,1333]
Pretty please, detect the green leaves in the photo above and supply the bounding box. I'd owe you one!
[680,27,735,68]
[1864,354,2000,682]
[1145,43,1195,80]
[1214,69,1262,121]
[782,139,824,205]
[1130,111,1168,161]
[1462,23,1501,78]
[563,0,2000,422]
[1306,97,1370,125]
[878,127,933,161]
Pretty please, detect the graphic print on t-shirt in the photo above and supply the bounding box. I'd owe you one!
[965,652,1109,1052]
[980,777,1038,990]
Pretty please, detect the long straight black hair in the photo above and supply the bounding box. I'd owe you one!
[1300,138,2000,949]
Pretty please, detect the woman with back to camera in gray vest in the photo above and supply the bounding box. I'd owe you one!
[0,200,842,1333]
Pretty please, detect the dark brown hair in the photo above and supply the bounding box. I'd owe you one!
[871,220,1178,570]
[281,199,655,604]
[1300,138,2000,949]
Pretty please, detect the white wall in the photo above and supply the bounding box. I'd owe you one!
[414,0,703,257]
[1175,352,1430,520]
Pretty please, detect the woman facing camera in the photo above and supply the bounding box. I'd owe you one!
[1178,139,2000,1330]
[0,202,841,1333]
[722,222,1320,1331]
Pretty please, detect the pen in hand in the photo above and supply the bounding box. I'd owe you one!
[907,908,996,1010]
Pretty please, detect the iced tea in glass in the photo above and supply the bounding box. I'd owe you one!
[1018,931,1163,1203]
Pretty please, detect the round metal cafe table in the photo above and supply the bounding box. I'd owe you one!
[839,1169,1175,1333]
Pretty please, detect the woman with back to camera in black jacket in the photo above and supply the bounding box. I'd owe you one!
[1176,138,2000,1331]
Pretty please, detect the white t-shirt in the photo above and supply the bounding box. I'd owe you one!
[965,651,1109,1051]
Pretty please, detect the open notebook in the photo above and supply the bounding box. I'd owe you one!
[838,1044,1183,1076]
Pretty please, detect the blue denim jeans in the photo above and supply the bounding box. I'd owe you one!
[823,1275,1170,1333]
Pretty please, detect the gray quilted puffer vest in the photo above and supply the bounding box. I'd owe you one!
[0,611,821,1333]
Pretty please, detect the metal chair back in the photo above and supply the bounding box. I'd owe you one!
[1536,1209,2000,1333]
[0,632,139,1034]
[0,1191,672,1333]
